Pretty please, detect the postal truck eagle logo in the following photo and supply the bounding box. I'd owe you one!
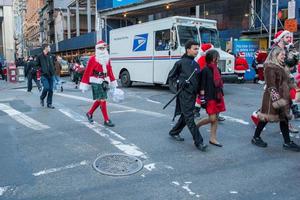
[133,34,148,52]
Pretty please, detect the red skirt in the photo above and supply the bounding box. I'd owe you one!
[206,97,226,115]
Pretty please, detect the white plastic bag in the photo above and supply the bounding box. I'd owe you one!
[108,88,125,103]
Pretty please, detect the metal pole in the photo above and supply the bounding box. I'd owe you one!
[196,5,200,18]
[76,0,80,36]
[67,7,71,39]
[275,0,278,34]
[87,0,91,33]
[268,0,273,48]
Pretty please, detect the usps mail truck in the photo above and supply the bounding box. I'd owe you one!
[109,16,235,91]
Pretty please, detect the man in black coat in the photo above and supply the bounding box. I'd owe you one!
[36,44,55,109]
[25,56,42,92]
[168,40,207,151]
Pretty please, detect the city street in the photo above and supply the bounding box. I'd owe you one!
[0,79,299,200]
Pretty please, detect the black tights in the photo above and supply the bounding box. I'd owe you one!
[254,120,291,144]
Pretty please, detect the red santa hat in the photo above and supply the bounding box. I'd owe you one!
[201,43,214,52]
[95,40,107,49]
[238,52,246,58]
[273,30,290,43]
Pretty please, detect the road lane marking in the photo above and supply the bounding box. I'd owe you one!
[146,98,162,104]
[222,115,249,125]
[0,103,50,130]
[144,163,156,171]
[110,109,137,114]
[54,93,166,118]
[0,186,10,196]
[171,181,201,198]
[58,107,148,159]
[33,160,89,176]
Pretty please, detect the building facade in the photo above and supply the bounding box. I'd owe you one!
[23,0,44,51]
[0,0,15,62]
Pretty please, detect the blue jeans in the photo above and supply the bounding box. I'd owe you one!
[40,76,54,105]
[53,75,61,91]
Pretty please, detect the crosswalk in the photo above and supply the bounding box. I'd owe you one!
[0,103,49,131]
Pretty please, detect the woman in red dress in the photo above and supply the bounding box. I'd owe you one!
[196,50,226,147]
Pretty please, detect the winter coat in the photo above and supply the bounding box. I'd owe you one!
[54,61,62,76]
[234,57,249,73]
[258,63,292,122]
[36,53,55,78]
[25,61,38,77]
[168,54,201,118]
[79,55,117,91]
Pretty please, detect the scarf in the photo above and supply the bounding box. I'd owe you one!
[207,63,223,101]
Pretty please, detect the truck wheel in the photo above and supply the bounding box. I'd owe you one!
[168,79,177,94]
[120,70,132,87]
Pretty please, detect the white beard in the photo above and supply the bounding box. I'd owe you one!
[96,49,110,73]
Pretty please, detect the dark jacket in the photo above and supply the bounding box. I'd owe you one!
[36,53,55,77]
[200,66,224,101]
[168,54,201,94]
[25,60,38,77]
[168,54,201,118]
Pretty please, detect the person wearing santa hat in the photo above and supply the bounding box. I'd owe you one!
[79,40,118,127]
[252,50,268,84]
[234,52,249,83]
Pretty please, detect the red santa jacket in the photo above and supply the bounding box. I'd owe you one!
[234,57,249,73]
[197,55,206,70]
[79,55,117,91]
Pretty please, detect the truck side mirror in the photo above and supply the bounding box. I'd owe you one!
[170,27,177,50]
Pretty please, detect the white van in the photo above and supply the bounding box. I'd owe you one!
[109,16,235,91]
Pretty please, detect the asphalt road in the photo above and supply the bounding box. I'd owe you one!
[0,79,299,200]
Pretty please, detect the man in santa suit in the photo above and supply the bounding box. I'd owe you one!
[79,40,118,127]
[234,52,249,83]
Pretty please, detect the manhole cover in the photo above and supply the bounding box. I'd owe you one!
[93,153,143,176]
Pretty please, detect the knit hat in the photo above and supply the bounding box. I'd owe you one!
[273,30,290,43]
[95,40,107,49]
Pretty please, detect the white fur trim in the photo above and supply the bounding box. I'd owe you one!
[273,30,290,43]
[257,64,264,68]
[79,82,90,91]
[89,76,110,84]
[234,70,246,73]
[110,80,118,88]
[95,43,107,49]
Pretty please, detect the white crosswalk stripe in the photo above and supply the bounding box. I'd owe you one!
[0,103,50,130]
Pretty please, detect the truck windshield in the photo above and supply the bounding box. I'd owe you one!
[199,27,220,48]
[177,26,199,46]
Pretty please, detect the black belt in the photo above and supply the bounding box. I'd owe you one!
[93,71,107,77]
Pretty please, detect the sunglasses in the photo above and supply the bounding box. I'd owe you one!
[97,47,106,50]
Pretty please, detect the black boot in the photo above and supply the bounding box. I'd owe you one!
[104,119,115,127]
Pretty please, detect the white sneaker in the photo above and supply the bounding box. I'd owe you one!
[258,80,265,84]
